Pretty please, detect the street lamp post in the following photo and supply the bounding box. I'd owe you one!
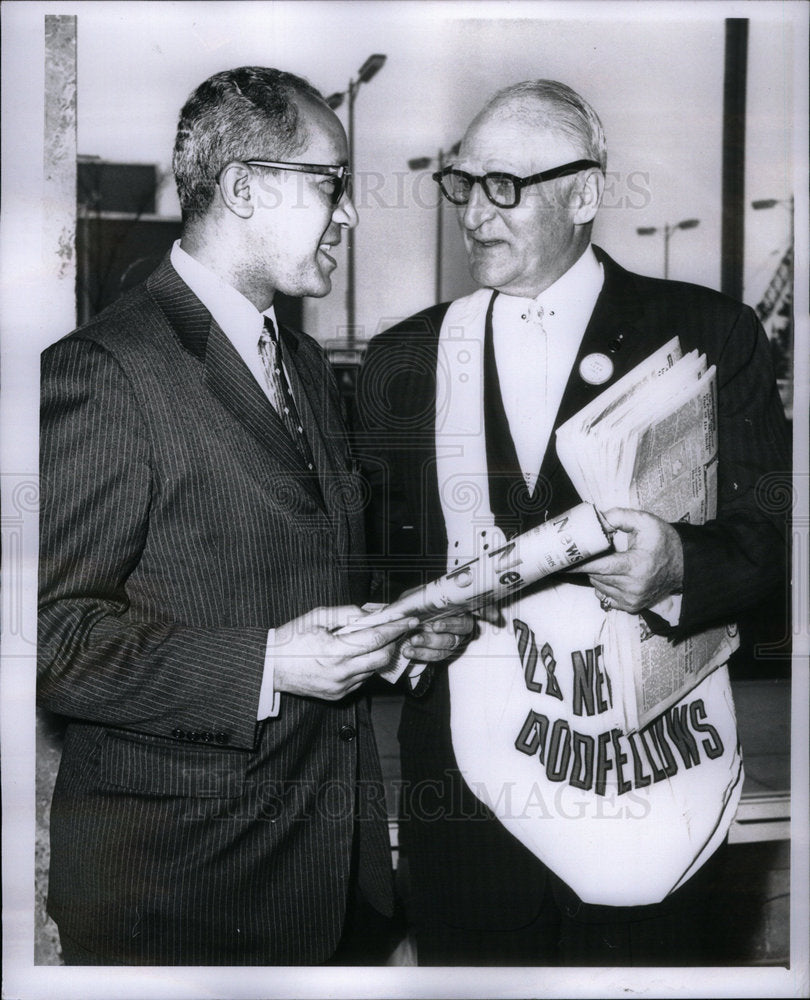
[408,142,460,302]
[326,54,386,347]
[636,218,701,279]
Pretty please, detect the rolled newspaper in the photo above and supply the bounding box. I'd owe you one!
[341,502,613,637]
[391,501,612,621]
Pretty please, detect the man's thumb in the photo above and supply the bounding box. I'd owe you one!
[602,506,641,534]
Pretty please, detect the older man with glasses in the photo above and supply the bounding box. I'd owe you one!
[356,79,789,966]
[38,65,472,967]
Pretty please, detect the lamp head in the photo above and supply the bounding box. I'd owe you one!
[357,53,387,83]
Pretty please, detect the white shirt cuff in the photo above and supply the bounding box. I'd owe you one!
[257,628,281,719]
[649,593,683,627]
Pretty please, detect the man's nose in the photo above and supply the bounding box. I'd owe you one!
[334,191,359,229]
[460,180,496,230]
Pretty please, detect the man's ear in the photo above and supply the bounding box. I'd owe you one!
[218,162,254,219]
[571,168,604,225]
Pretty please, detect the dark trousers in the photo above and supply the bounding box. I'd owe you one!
[325,887,400,966]
[413,842,730,967]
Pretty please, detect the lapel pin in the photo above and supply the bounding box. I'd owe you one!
[579,352,614,386]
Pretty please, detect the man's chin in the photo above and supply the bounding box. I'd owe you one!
[468,261,507,289]
[306,280,332,299]
[283,275,332,300]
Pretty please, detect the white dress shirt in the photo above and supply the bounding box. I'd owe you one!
[492,245,604,495]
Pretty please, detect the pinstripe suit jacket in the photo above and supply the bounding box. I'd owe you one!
[38,257,393,965]
[356,247,791,930]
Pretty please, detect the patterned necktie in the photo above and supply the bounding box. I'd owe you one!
[258,317,316,471]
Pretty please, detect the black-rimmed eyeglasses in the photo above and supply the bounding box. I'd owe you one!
[244,159,352,205]
[432,159,601,209]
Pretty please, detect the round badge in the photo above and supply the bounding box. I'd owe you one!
[578,352,614,385]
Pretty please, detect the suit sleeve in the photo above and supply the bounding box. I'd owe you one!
[672,304,791,634]
[38,338,268,748]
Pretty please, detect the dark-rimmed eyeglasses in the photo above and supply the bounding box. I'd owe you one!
[432,159,601,209]
[244,159,352,205]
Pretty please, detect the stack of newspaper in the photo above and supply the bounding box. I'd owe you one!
[556,337,738,732]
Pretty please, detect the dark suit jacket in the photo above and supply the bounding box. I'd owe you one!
[355,247,790,929]
[38,257,393,964]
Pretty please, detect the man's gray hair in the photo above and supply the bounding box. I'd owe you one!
[483,80,607,171]
[172,66,324,220]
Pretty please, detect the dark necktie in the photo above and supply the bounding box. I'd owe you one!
[258,317,316,471]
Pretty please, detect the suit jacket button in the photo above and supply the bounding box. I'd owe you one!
[172,729,185,740]
[215,732,229,745]
[339,724,356,742]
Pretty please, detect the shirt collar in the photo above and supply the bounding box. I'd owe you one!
[170,240,277,353]
[496,245,604,331]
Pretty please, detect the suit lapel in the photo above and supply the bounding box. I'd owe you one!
[538,250,652,513]
[278,326,345,483]
[203,323,325,501]
[279,326,363,559]
[146,257,325,509]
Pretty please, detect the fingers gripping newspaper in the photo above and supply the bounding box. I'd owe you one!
[340,502,614,679]
[555,337,739,732]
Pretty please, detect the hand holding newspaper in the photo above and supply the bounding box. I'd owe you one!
[338,502,614,681]
[556,337,738,732]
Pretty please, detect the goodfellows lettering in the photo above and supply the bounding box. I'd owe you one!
[511,617,724,796]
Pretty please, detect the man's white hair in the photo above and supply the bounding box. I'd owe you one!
[481,79,607,171]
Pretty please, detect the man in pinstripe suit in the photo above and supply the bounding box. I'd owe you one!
[38,66,470,966]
